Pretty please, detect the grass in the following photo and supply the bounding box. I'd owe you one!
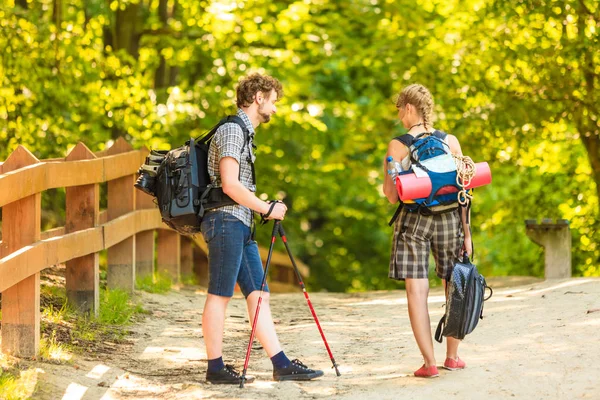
[42,285,67,302]
[39,332,72,364]
[42,302,70,325]
[0,279,149,398]
[38,285,147,355]
[136,272,173,294]
[0,355,39,400]
[98,288,146,325]
[181,274,199,285]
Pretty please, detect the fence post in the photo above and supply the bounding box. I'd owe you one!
[157,230,180,283]
[106,138,136,292]
[0,146,41,357]
[193,246,209,287]
[65,143,100,316]
[525,219,572,279]
[180,237,194,283]
[135,147,155,281]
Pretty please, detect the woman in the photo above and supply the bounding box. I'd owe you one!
[383,83,472,378]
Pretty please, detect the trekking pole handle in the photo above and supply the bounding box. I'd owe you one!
[260,200,282,225]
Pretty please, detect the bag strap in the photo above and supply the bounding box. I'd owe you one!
[394,130,447,145]
[195,115,246,142]
[388,203,404,226]
[197,115,256,185]
[432,130,447,140]
[395,131,450,169]
[435,243,455,344]
[223,115,256,185]
[435,315,446,343]
[393,134,414,148]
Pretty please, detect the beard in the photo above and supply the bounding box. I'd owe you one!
[258,103,271,123]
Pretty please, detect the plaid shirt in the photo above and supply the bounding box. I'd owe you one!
[207,108,256,227]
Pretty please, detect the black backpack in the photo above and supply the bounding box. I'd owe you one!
[434,253,493,342]
[154,115,253,235]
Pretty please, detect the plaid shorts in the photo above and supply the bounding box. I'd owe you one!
[389,207,464,280]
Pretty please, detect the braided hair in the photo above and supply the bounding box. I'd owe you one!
[395,84,434,129]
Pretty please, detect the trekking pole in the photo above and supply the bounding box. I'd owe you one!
[239,220,280,388]
[277,223,341,377]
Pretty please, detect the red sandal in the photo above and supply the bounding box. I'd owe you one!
[443,357,466,371]
[414,364,439,378]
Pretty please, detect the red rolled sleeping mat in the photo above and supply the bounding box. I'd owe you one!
[395,162,492,201]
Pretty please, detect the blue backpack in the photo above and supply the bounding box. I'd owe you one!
[389,130,468,226]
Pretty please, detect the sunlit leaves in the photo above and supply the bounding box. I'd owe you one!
[1,0,598,289]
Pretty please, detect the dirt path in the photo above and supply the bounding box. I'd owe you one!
[34,278,600,399]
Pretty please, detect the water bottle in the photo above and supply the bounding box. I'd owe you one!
[386,156,402,182]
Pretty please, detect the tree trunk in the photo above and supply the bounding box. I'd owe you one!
[154,0,170,102]
[114,3,141,58]
[154,57,167,90]
[580,134,600,210]
[577,5,600,213]
[169,66,179,87]
[53,0,62,27]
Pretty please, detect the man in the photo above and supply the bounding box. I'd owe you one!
[201,73,324,384]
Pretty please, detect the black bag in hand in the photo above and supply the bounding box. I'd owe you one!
[435,253,493,342]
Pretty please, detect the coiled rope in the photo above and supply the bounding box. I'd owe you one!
[452,154,476,205]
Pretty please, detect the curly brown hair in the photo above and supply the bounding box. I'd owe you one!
[236,73,284,108]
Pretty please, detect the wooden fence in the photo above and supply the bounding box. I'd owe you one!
[0,138,308,358]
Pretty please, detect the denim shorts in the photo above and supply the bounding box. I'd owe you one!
[200,211,268,298]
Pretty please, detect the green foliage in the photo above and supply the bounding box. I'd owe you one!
[0,371,36,400]
[98,288,145,325]
[0,357,38,400]
[1,0,598,291]
[39,285,144,347]
[42,302,70,325]
[39,332,72,364]
[136,272,173,294]
[181,274,199,286]
[41,283,67,302]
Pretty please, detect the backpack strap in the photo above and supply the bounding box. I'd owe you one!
[394,131,449,162]
[387,134,415,227]
[393,134,414,148]
[388,131,451,226]
[388,203,403,226]
[432,130,447,141]
[222,115,256,185]
[196,115,250,149]
[198,115,256,185]
[395,130,447,145]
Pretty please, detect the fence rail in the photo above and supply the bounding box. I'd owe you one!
[0,138,307,358]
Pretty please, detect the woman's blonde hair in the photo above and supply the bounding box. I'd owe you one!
[395,84,434,129]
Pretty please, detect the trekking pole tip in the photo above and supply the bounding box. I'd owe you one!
[239,377,245,388]
[332,362,341,376]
